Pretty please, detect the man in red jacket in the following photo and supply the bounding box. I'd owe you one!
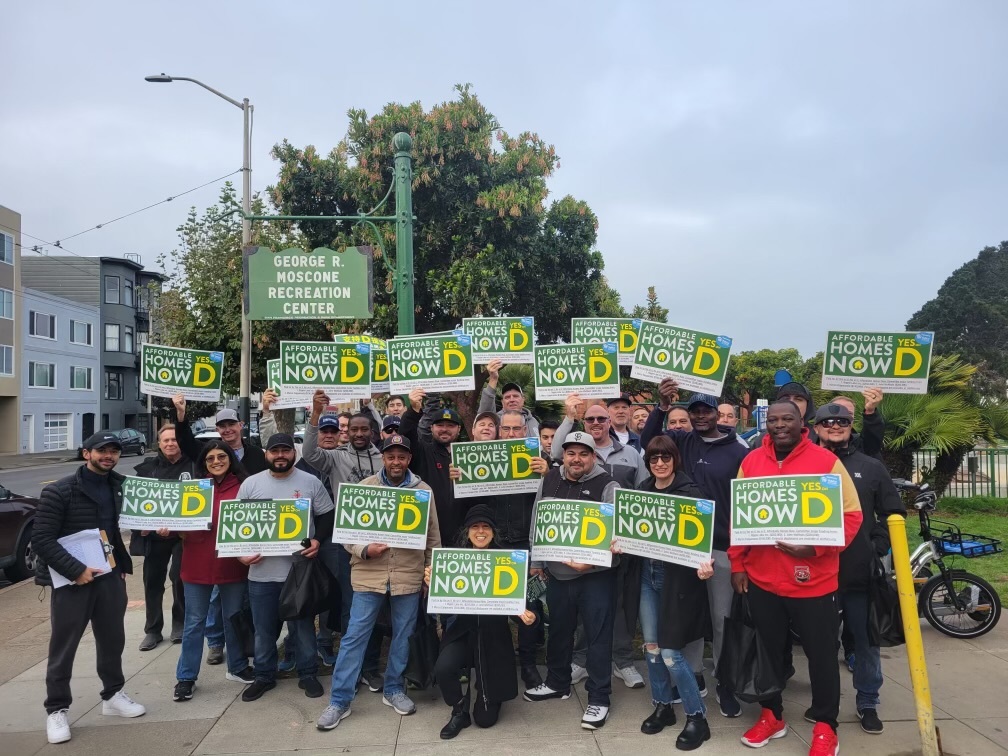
[728,400,862,756]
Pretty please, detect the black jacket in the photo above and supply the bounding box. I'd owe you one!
[851,410,885,461]
[622,472,710,650]
[33,466,133,586]
[175,418,267,475]
[831,444,906,591]
[640,407,749,551]
[399,406,464,548]
[129,449,198,556]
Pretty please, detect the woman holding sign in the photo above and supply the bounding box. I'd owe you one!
[172,441,252,702]
[423,504,538,740]
[617,436,713,750]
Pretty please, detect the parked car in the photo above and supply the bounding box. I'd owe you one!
[75,428,148,459]
[0,484,39,582]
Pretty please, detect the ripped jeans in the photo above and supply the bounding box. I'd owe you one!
[639,559,706,716]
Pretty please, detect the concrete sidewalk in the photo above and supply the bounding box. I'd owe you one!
[0,570,1005,756]
[0,452,78,471]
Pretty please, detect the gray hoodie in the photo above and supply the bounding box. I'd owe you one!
[551,417,648,489]
[302,421,383,489]
[477,385,540,437]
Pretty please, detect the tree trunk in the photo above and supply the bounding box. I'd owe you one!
[932,446,970,498]
[883,446,914,481]
[273,408,296,433]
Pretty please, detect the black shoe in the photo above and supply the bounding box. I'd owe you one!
[359,670,383,692]
[858,708,884,734]
[139,633,162,652]
[170,625,183,644]
[804,706,815,724]
[641,703,676,734]
[440,702,472,740]
[241,679,276,702]
[299,676,324,698]
[676,714,711,751]
[521,665,543,690]
[716,684,741,718]
[206,646,224,665]
[696,674,707,697]
[173,680,194,702]
[225,667,255,684]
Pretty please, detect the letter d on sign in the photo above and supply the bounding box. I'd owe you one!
[580,516,606,547]
[193,363,216,387]
[181,492,207,516]
[509,329,529,351]
[397,502,422,531]
[511,452,532,479]
[677,513,704,547]
[493,565,518,595]
[893,347,922,376]
[444,348,466,376]
[341,356,365,382]
[692,347,720,377]
[589,356,612,383]
[279,513,302,539]
[801,492,832,525]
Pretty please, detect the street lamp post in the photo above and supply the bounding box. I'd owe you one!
[145,74,254,435]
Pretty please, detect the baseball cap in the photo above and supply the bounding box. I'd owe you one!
[561,430,596,452]
[777,382,812,402]
[433,408,462,425]
[318,415,341,430]
[814,403,853,424]
[83,431,123,451]
[606,393,632,407]
[473,411,500,430]
[381,434,412,453]
[501,382,524,396]
[266,433,296,450]
[686,394,719,411]
[215,408,240,424]
[382,416,402,431]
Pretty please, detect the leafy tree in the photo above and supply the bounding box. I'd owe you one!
[630,286,668,322]
[907,241,1008,396]
[722,348,821,416]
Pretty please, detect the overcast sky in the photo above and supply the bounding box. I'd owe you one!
[2,1,1005,355]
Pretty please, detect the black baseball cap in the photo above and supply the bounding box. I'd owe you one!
[686,394,719,411]
[433,408,462,425]
[606,393,632,407]
[266,433,296,450]
[83,432,122,451]
[382,416,402,431]
[318,415,341,430]
[814,403,853,424]
[381,434,412,453]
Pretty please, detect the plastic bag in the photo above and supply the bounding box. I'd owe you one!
[868,558,905,647]
[715,592,784,704]
[278,555,332,621]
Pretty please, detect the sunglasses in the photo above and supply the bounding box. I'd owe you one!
[204,453,229,463]
[583,416,610,424]
[817,418,852,428]
[646,453,674,463]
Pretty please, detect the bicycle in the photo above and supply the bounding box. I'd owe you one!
[892,479,1002,638]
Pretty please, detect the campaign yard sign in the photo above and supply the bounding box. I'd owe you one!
[459,317,535,363]
[451,438,543,498]
[387,333,475,394]
[613,489,715,568]
[630,321,733,395]
[279,341,371,401]
[533,342,620,400]
[333,334,389,393]
[332,483,432,550]
[427,548,528,615]
[731,474,845,547]
[531,498,615,567]
[244,246,374,320]
[821,331,934,394]
[120,478,214,531]
[140,345,224,401]
[570,317,641,366]
[216,499,311,556]
[267,359,310,409]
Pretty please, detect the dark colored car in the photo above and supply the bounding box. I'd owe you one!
[0,484,39,582]
[77,428,148,459]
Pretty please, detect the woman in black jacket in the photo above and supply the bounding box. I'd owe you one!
[423,504,538,740]
[617,435,714,750]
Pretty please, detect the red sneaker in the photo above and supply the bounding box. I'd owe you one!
[741,708,788,748]
[808,722,839,755]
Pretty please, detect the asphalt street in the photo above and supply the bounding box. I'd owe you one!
[0,454,151,499]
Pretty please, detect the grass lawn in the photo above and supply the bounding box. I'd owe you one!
[905,510,1008,604]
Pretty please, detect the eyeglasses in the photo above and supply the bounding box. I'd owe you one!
[204,453,229,463]
[817,418,852,428]
[500,425,525,433]
[646,453,674,463]
[583,416,609,424]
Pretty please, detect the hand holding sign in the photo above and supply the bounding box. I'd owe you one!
[564,393,583,420]
[366,543,390,559]
[486,358,503,385]
[863,387,883,414]
[261,388,278,413]
[173,393,186,422]
[658,378,680,409]
[408,388,425,412]
[312,390,330,418]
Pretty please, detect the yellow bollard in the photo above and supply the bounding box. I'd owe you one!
[888,514,941,755]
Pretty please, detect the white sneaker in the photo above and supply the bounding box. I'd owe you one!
[46,709,71,744]
[101,691,146,718]
[571,663,589,684]
[581,703,609,730]
[613,663,645,689]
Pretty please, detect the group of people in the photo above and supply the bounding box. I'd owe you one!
[31,361,906,756]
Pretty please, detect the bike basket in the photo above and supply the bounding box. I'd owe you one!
[936,521,1003,558]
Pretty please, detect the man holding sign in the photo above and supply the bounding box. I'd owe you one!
[728,400,862,754]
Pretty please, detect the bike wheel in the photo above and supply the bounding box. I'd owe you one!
[919,570,1001,639]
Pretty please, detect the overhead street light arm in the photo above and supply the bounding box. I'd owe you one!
[144,73,246,110]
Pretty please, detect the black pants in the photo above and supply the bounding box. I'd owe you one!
[45,572,128,713]
[435,637,501,728]
[747,582,841,731]
[545,569,615,707]
[143,536,184,635]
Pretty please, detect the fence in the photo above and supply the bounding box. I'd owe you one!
[913,447,1008,499]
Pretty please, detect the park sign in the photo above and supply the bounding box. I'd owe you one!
[451,438,543,499]
[279,341,371,401]
[533,342,620,401]
[821,330,934,395]
[120,477,214,531]
[216,499,311,556]
[333,334,389,393]
[427,548,529,616]
[332,483,432,550]
[630,320,733,395]
[267,359,309,410]
[244,245,373,320]
[459,317,535,363]
[387,333,475,394]
[140,344,224,402]
[531,498,614,567]
[730,474,845,547]
[570,318,641,366]
[613,489,715,569]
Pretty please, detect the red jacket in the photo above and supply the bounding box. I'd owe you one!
[180,472,249,585]
[728,431,862,598]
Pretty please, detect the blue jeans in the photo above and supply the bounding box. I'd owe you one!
[177,582,247,681]
[639,559,706,716]
[840,590,883,710]
[205,586,224,649]
[328,590,419,708]
[248,580,318,682]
